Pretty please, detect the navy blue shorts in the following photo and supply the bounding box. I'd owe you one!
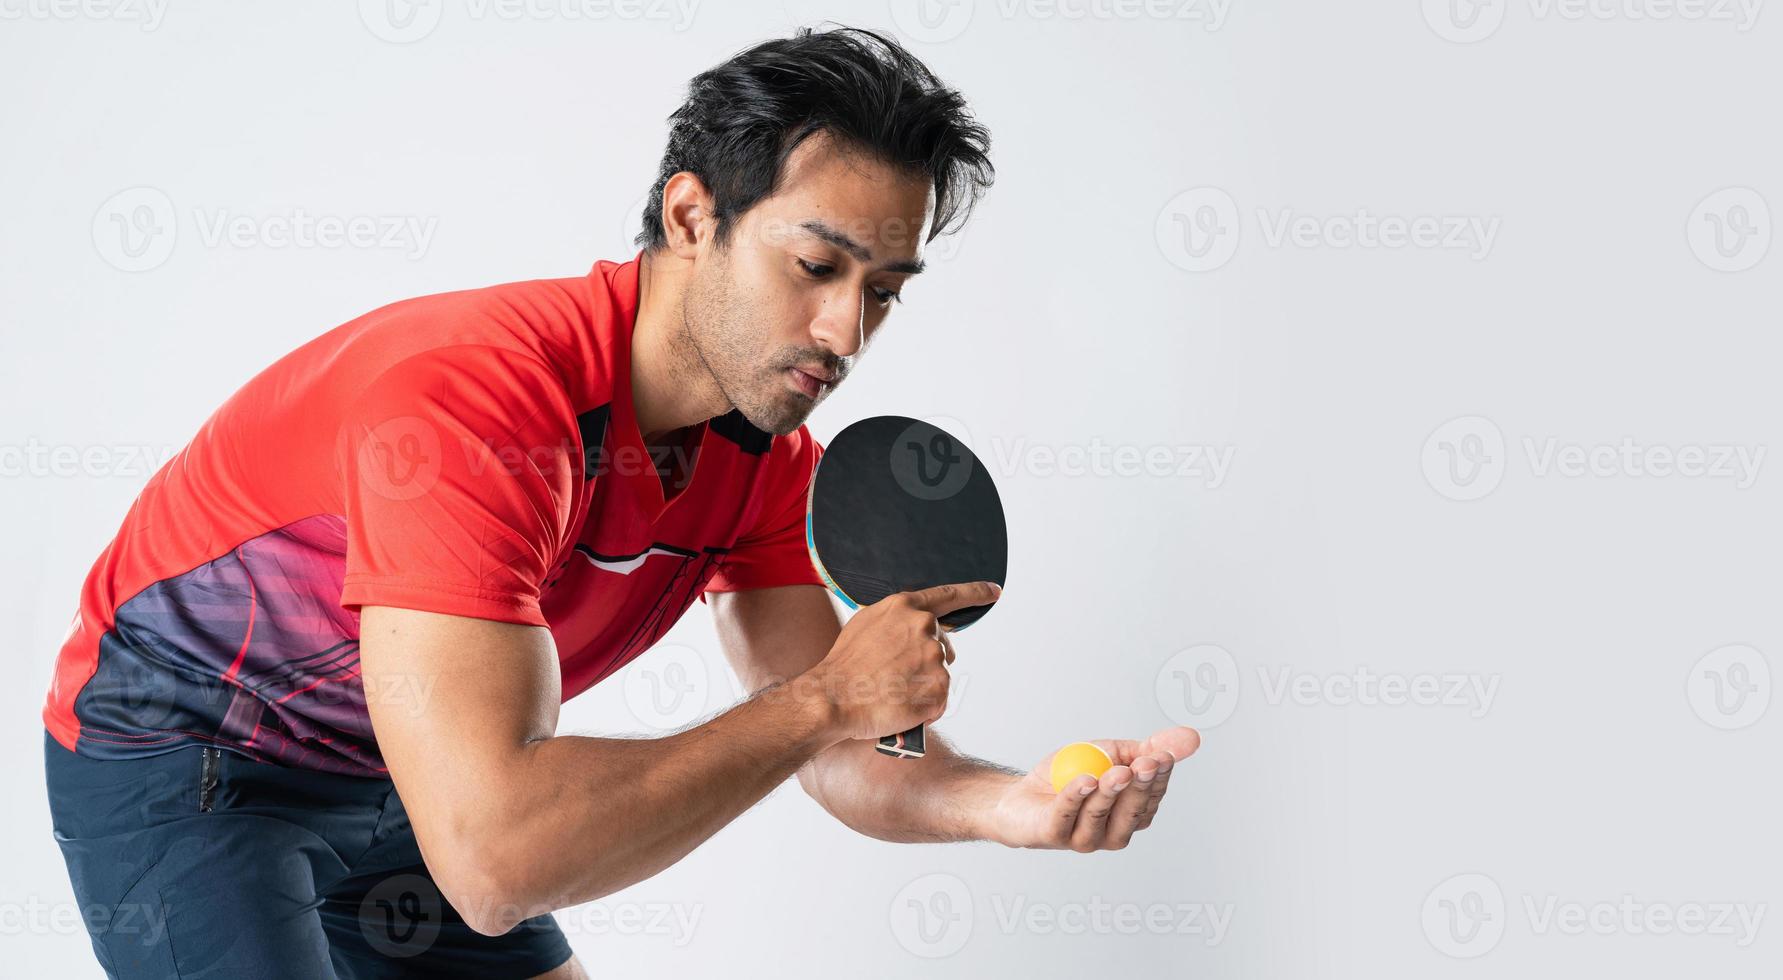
[44,733,573,979]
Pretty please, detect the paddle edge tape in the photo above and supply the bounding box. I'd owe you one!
[806,507,860,612]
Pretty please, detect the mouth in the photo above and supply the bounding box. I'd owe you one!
[785,366,836,400]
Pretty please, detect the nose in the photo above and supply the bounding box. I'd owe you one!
[808,286,865,359]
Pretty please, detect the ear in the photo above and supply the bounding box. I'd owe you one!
[659,171,714,259]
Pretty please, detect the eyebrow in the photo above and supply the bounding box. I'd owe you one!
[799,219,927,276]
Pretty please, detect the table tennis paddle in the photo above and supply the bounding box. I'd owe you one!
[806,416,1008,759]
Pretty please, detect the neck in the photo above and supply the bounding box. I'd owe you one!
[631,249,730,443]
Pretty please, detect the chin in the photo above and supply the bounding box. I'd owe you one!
[734,392,816,437]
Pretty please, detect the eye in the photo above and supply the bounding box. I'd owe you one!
[871,286,902,305]
[797,258,834,279]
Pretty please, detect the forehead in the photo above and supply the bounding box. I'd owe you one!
[746,133,936,258]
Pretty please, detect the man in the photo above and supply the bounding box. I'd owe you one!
[43,26,1199,979]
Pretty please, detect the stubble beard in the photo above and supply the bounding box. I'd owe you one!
[680,258,823,437]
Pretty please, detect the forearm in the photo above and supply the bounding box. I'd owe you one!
[457,681,837,931]
[799,730,1022,844]
[707,585,1020,847]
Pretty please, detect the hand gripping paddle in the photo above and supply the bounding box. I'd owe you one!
[806,416,1008,759]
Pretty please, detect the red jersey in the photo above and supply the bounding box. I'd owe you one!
[42,256,823,776]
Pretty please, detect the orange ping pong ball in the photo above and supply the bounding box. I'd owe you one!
[1049,741,1114,793]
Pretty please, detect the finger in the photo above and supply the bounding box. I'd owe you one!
[1133,752,1174,831]
[1069,765,1132,852]
[1144,726,1202,762]
[1095,726,1201,768]
[938,630,956,666]
[1093,739,1145,766]
[1134,734,1194,830]
[905,581,1002,618]
[1101,756,1162,847]
[921,652,951,720]
[1043,775,1097,846]
[1133,755,1176,833]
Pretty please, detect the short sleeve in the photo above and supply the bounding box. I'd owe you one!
[703,426,825,595]
[337,348,581,626]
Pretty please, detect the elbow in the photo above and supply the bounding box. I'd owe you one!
[431,829,630,937]
[435,859,524,937]
[797,758,854,826]
[428,838,540,938]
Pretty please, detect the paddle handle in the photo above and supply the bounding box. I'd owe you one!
[872,614,981,760]
[876,724,926,759]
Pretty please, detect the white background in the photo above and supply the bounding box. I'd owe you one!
[4,0,1781,976]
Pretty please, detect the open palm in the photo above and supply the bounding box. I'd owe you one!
[988,726,1201,852]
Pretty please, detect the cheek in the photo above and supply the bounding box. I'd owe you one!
[717,285,806,368]
[755,284,824,347]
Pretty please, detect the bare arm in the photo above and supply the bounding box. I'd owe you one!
[710,586,1200,851]
[361,606,833,935]
[359,580,995,936]
[709,585,1012,842]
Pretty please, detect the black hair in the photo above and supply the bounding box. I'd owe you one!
[636,26,994,251]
